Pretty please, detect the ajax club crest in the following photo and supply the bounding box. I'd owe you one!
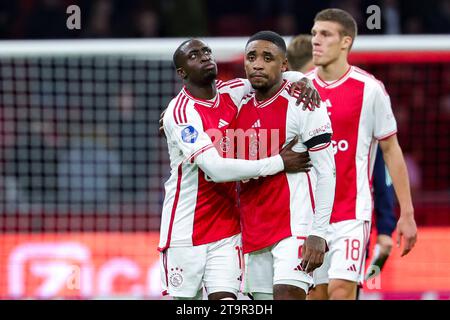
[169,267,184,288]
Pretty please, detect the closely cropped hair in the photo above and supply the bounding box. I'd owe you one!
[246,30,287,54]
[287,35,312,71]
[173,39,192,68]
[314,8,357,49]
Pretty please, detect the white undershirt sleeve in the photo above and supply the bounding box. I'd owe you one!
[194,147,284,183]
[282,71,305,82]
[308,144,336,239]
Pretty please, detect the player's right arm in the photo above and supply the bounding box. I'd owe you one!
[164,101,307,183]
[299,105,335,240]
[297,104,336,273]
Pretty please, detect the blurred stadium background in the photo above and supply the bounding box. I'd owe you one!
[0,0,449,299]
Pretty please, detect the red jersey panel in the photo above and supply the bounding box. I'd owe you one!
[305,66,397,223]
[235,80,333,253]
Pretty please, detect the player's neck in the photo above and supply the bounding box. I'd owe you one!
[318,57,350,82]
[255,78,284,102]
[185,82,217,100]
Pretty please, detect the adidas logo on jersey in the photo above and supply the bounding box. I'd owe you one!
[347,264,357,272]
[251,119,261,128]
[218,119,229,128]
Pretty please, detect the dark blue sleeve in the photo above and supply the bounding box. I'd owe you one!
[373,147,397,236]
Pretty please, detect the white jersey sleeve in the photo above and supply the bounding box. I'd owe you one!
[299,104,333,150]
[282,71,305,82]
[195,148,284,183]
[299,104,335,239]
[372,81,397,140]
[308,145,336,239]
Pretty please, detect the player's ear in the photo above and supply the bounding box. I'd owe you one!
[281,57,288,72]
[176,67,187,80]
[342,36,352,51]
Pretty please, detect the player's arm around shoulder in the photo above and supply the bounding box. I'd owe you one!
[217,78,253,108]
[286,76,321,110]
[282,71,305,82]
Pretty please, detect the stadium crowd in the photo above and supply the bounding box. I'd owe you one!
[0,0,449,39]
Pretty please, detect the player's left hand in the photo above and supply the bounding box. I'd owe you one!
[301,235,327,273]
[159,109,166,137]
[396,214,418,257]
[289,77,322,111]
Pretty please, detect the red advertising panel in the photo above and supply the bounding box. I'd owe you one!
[0,233,161,299]
[362,227,450,299]
[1,228,450,299]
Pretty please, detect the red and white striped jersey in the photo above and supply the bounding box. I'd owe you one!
[158,79,252,251]
[305,66,397,223]
[235,80,334,254]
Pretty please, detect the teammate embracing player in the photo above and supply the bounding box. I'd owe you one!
[159,38,320,300]
[305,9,418,300]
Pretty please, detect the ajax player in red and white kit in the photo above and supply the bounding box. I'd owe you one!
[306,9,418,300]
[159,39,319,300]
[235,31,336,300]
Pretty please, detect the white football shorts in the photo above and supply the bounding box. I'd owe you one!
[313,219,371,285]
[160,233,242,298]
[243,236,313,295]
